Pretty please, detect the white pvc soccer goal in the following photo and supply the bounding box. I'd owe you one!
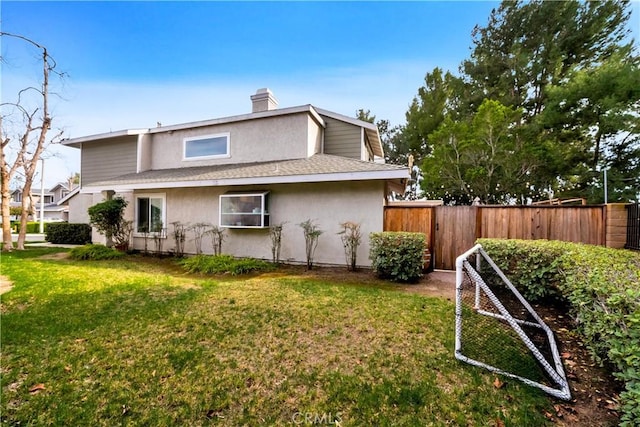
[454,244,571,400]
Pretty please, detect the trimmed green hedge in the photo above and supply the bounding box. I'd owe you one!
[369,232,426,283]
[10,221,41,234]
[478,238,640,426]
[45,223,92,245]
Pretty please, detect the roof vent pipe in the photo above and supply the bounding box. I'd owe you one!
[250,88,278,113]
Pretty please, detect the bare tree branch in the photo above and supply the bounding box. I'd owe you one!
[1,32,65,250]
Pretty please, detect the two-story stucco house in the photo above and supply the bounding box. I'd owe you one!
[62,89,408,266]
[10,182,76,222]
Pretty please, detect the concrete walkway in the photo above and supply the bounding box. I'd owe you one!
[1,232,46,242]
[25,242,81,249]
[1,232,81,248]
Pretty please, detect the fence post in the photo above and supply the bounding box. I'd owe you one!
[606,203,630,249]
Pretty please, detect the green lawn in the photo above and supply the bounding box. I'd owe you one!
[0,248,553,426]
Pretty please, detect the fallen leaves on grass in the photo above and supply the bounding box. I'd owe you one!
[28,384,45,394]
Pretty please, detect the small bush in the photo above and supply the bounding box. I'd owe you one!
[269,222,286,264]
[478,238,640,425]
[45,223,92,245]
[88,197,128,247]
[179,254,275,275]
[339,221,362,271]
[69,244,125,260]
[207,226,226,256]
[170,221,187,257]
[299,219,323,270]
[369,232,425,283]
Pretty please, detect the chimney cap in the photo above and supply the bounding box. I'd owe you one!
[250,88,278,113]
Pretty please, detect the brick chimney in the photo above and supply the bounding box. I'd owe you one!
[250,88,278,113]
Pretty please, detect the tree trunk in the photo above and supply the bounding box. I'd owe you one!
[1,166,13,251]
[16,178,33,250]
[1,120,14,251]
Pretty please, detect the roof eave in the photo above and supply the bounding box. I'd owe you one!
[148,105,326,134]
[61,105,328,148]
[80,169,408,193]
[62,129,149,148]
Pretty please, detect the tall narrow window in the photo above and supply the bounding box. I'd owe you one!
[135,194,166,233]
[184,133,230,160]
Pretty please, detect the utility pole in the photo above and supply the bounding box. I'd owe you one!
[39,159,45,234]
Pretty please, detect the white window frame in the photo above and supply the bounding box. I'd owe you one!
[183,132,230,161]
[134,193,167,236]
[219,191,270,229]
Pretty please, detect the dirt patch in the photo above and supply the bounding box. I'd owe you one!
[38,252,71,260]
[0,275,13,295]
[533,302,621,426]
[397,270,456,300]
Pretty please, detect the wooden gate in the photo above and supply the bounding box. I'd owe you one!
[434,206,477,270]
[383,205,434,269]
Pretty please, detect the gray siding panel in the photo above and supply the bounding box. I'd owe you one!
[81,136,137,185]
[322,116,361,159]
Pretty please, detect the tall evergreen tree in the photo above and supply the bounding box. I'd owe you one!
[463,0,634,118]
[542,53,640,202]
[405,0,637,203]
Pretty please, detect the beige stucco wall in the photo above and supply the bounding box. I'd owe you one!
[68,193,94,224]
[149,113,318,170]
[307,115,323,156]
[125,181,385,266]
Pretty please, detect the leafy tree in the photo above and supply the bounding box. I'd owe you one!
[542,53,640,202]
[463,0,634,118]
[422,99,538,204]
[87,197,128,248]
[408,0,637,203]
[404,68,468,163]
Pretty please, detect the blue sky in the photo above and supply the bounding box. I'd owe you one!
[1,1,639,187]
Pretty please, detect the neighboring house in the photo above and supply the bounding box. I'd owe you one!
[62,89,409,266]
[10,182,76,222]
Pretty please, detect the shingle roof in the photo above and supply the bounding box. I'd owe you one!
[83,154,407,190]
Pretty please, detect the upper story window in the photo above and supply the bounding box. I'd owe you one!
[183,133,230,160]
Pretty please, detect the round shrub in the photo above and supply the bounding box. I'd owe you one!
[369,232,426,283]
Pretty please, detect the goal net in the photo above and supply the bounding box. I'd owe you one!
[454,244,571,400]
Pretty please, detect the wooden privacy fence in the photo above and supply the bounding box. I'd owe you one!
[384,203,630,270]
